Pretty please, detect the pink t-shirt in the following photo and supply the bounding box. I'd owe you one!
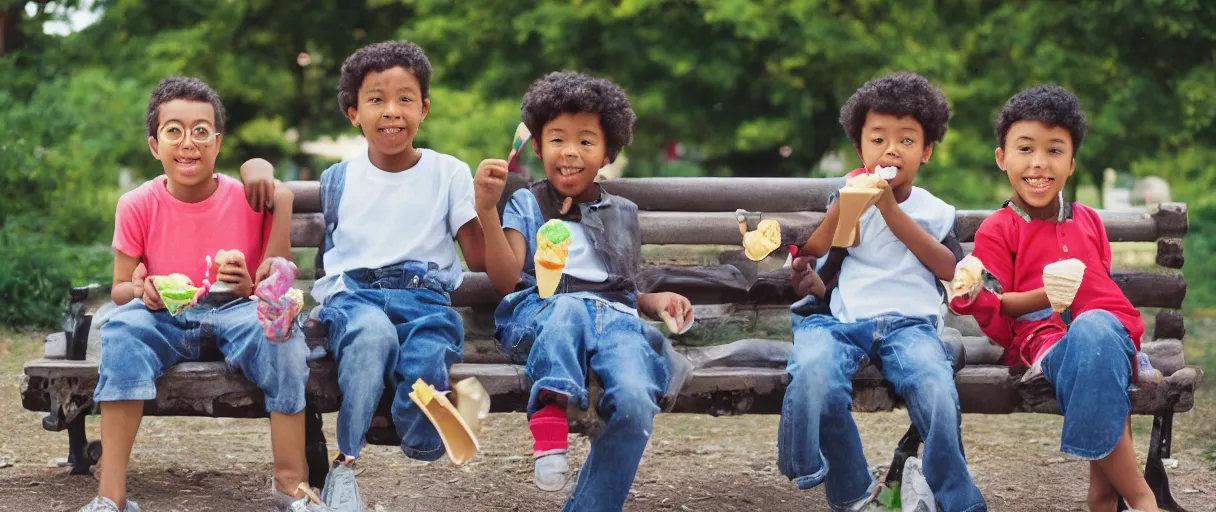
[113,174,271,286]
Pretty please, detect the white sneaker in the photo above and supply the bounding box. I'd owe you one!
[78,497,140,512]
[900,457,936,512]
[533,450,570,492]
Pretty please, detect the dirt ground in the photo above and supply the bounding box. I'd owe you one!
[2,329,1213,512]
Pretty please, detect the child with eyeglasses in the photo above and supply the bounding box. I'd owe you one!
[79,76,316,512]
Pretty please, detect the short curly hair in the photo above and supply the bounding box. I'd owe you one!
[521,71,635,162]
[839,72,951,148]
[338,40,433,115]
[145,76,226,139]
[994,85,1087,152]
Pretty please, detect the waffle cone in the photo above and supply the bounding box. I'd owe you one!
[1043,259,1086,313]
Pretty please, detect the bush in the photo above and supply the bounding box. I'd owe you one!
[0,225,114,329]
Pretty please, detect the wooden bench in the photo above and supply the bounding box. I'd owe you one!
[21,177,1202,510]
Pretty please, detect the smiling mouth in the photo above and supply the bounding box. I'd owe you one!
[379,127,404,135]
[1023,176,1053,188]
[558,166,583,176]
[175,157,199,167]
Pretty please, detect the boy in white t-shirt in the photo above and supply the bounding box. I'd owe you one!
[245,41,486,510]
[779,73,986,512]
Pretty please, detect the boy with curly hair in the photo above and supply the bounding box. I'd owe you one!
[951,85,1158,511]
[244,40,487,511]
[780,72,987,512]
[473,71,694,511]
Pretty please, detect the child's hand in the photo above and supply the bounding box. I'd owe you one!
[254,258,274,286]
[875,178,898,213]
[217,257,254,297]
[790,256,826,298]
[240,158,277,213]
[641,292,694,334]
[133,264,166,311]
[474,159,509,213]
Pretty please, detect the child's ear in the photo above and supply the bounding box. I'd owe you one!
[148,136,160,159]
[213,133,223,153]
[994,147,1006,172]
[420,98,430,122]
[854,145,864,164]
[1067,157,1076,178]
[531,139,542,159]
[921,142,935,164]
[347,106,360,126]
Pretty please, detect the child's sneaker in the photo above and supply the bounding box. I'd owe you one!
[272,482,334,512]
[78,497,140,512]
[320,459,364,512]
[900,457,936,512]
[533,449,570,492]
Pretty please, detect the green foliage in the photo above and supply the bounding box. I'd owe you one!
[875,482,901,510]
[0,224,111,328]
[1,0,1215,324]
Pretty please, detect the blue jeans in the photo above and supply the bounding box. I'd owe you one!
[1039,309,1136,459]
[498,293,669,512]
[318,270,463,461]
[778,314,986,512]
[94,295,310,415]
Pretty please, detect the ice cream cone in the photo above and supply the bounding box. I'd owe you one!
[742,219,782,261]
[535,220,572,299]
[832,187,882,248]
[1043,258,1086,313]
[408,379,480,466]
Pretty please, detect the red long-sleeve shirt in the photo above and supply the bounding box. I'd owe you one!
[950,200,1144,367]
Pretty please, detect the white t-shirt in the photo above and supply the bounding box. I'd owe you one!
[561,221,610,283]
[830,186,956,323]
[312,149,477,304]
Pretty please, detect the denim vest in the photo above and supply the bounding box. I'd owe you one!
[317,161,453,295]
[524,180,641,308]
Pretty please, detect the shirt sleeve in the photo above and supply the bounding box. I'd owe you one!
[502,189,540,259]
[949,218,1016,348]
[447,161,478,236]
[112,192,146,259]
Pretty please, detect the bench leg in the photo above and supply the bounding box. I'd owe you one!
[305,404,329,489]
[884,424,922,487]
[67,414,95,475]
[1145,411,1187,512]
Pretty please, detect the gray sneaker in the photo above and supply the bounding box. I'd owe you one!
[320,461,364,512]
[533,450,570,492]
[78,497,140,512]
[272,481,333,512]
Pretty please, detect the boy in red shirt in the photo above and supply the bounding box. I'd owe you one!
[950,85,1158,511]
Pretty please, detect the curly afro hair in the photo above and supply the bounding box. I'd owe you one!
[145,76,226,139]
[338,40,433,115]
[520,71,636,162]
[994,85,1087,152]
[839,72,951,148]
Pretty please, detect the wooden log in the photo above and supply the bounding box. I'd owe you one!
[285,181,322,214]
[1154,310,1185,340]
[1141,340,1186,376]
[600,177,845,212]
[288,180,1185,242]
[1112,271,1185,309]
[436,268,1184,308]
[290,208,1183,254]
[1156,238,1184,269]
[1155,203,1188,238]
[22,360,1201,418]
[291,213,325,249]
